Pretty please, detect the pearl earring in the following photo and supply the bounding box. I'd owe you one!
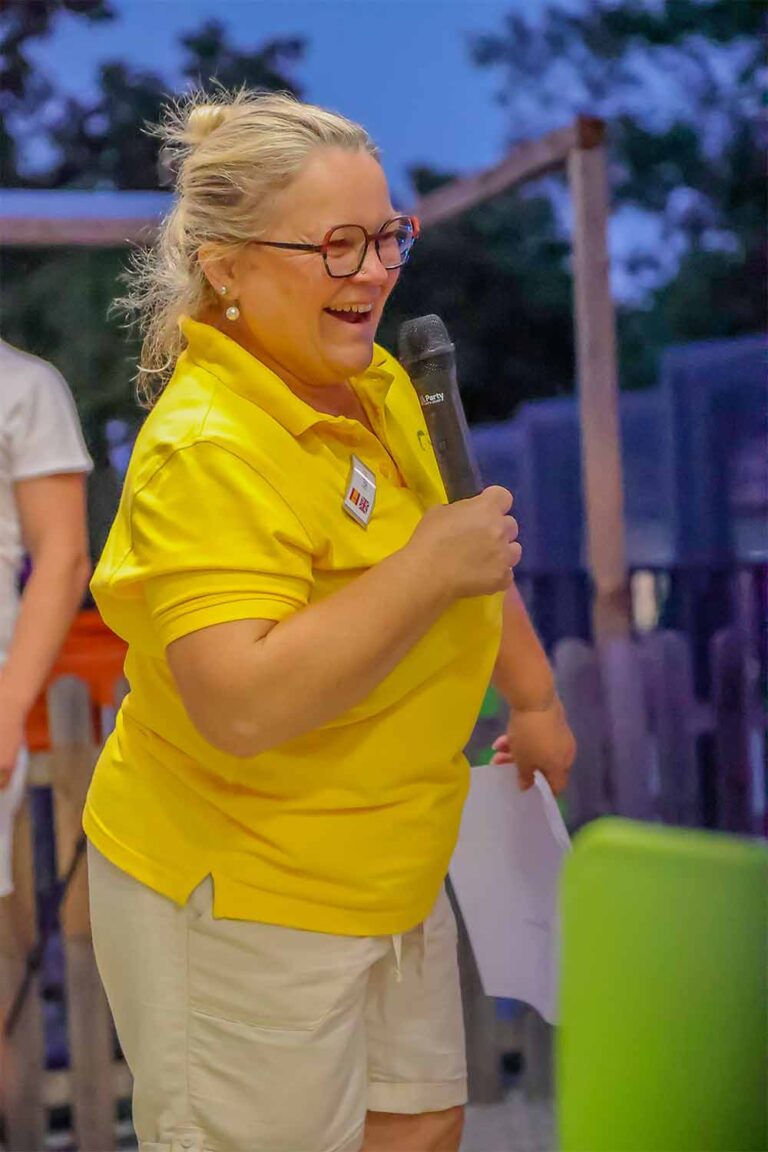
[218,285,228,296]
[225,304,240,322]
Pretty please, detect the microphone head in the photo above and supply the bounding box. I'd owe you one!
[398,314,454,372]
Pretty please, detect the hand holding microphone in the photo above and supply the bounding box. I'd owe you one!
[410,487,521,598]
[399,313,521,599]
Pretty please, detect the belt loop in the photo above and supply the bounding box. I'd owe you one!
[391,934,403,983]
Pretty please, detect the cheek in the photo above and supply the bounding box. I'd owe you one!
[242,267,327,333]
[383,268,400,304]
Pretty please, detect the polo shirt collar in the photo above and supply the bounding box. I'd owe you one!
[179,316,394,437]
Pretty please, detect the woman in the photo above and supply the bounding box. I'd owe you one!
[0,339,91,895]
[85,89,575,1152]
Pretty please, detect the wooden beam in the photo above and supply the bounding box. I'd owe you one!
[0,217,158,247]
[417,117,605,228]
[568,143,630,639]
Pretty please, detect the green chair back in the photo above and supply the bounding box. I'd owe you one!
[558,818,767,1151]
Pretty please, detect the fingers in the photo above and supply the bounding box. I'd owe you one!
[517,765,536,792]
[545,765,570,796]
[491,733,514,765]
[481,485,513,514]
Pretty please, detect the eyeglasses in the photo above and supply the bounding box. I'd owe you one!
[249,214,420,278]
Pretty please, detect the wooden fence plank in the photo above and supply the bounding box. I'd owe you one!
[711,629,765,834]
[555,639,611,829]
[598,639,655,820]
[0,796,47,1151]
[47,677,116,1152]
[640,631,701,827]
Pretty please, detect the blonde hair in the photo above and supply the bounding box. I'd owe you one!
[117,87,380,408]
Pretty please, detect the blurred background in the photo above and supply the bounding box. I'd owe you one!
[2,1,764,524]
[0,2,765,1150]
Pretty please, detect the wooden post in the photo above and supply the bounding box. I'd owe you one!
[0,794,47,1150]
[47,676,116,1152]
[568,129,630,641]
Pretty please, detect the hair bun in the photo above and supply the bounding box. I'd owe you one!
[184,104,233,146]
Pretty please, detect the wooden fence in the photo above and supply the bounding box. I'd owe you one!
[1,623,764,1147]
[555,626,765,836]
[0,676,130,1152]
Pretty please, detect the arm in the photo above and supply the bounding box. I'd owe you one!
[0,474,91,785]
[167,487,520,758]
[490,584,576,794]
[491,583,556,711]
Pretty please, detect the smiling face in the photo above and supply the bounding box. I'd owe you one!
[204,147,401,393]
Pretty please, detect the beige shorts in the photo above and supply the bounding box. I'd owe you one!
[88,844,467,1152]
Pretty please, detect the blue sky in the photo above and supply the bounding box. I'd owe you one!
[25,0,695,302]
[29,0,549,199]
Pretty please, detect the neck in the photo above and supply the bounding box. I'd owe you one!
[203,310,364,423]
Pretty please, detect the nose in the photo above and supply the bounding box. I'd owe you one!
[353,240,391,286]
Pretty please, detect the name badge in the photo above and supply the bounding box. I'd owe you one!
[343,455,376,527]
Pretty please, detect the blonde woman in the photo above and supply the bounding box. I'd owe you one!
[85,89,575,1152]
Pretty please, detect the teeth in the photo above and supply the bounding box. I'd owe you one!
[333,303,373,314]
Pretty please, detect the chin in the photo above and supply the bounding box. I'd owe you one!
[331,342,376,377]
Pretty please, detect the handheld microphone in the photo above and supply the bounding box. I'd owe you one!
[398,314,482,503]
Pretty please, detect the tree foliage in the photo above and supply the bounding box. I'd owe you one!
[468,0,765,389]
[379,171,575,423]
[0,6,306,551]
[0,0,763,446]
[1,10,306,445]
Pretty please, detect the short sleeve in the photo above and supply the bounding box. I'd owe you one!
[8,360,93,480]
[132,441,314,647]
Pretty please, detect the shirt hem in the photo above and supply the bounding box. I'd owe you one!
[83,805,440,937]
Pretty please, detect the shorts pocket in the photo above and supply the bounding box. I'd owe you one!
[187,903,377,1033]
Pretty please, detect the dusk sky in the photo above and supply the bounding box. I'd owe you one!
[28,0,555,198]
[25,0,686,301]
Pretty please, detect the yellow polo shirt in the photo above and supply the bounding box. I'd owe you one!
[84,317,502,934]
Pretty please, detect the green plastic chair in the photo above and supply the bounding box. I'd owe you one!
[557,818,768,1151]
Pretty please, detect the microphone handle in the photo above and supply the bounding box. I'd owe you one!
[411,364,482,503]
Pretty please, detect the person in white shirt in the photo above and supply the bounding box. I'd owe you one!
[0,339,92,895]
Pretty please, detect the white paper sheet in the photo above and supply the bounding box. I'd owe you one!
[449,766,571,1024]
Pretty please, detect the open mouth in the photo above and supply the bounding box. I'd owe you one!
[324,305,374,326]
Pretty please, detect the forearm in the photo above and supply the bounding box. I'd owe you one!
[0,550,91,715]
[491,584,556,712]
[202,545,455,756]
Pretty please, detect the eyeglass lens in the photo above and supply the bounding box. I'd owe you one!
[324,219,415,276]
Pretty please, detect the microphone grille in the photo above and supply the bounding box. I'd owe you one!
[398,314,453,371]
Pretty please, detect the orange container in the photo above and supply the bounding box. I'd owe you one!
[25,610,127,751]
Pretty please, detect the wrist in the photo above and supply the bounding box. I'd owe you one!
[399,538,455,613]
[498,674,557,714]
[0,670,34,719]
[511,689,559,714]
